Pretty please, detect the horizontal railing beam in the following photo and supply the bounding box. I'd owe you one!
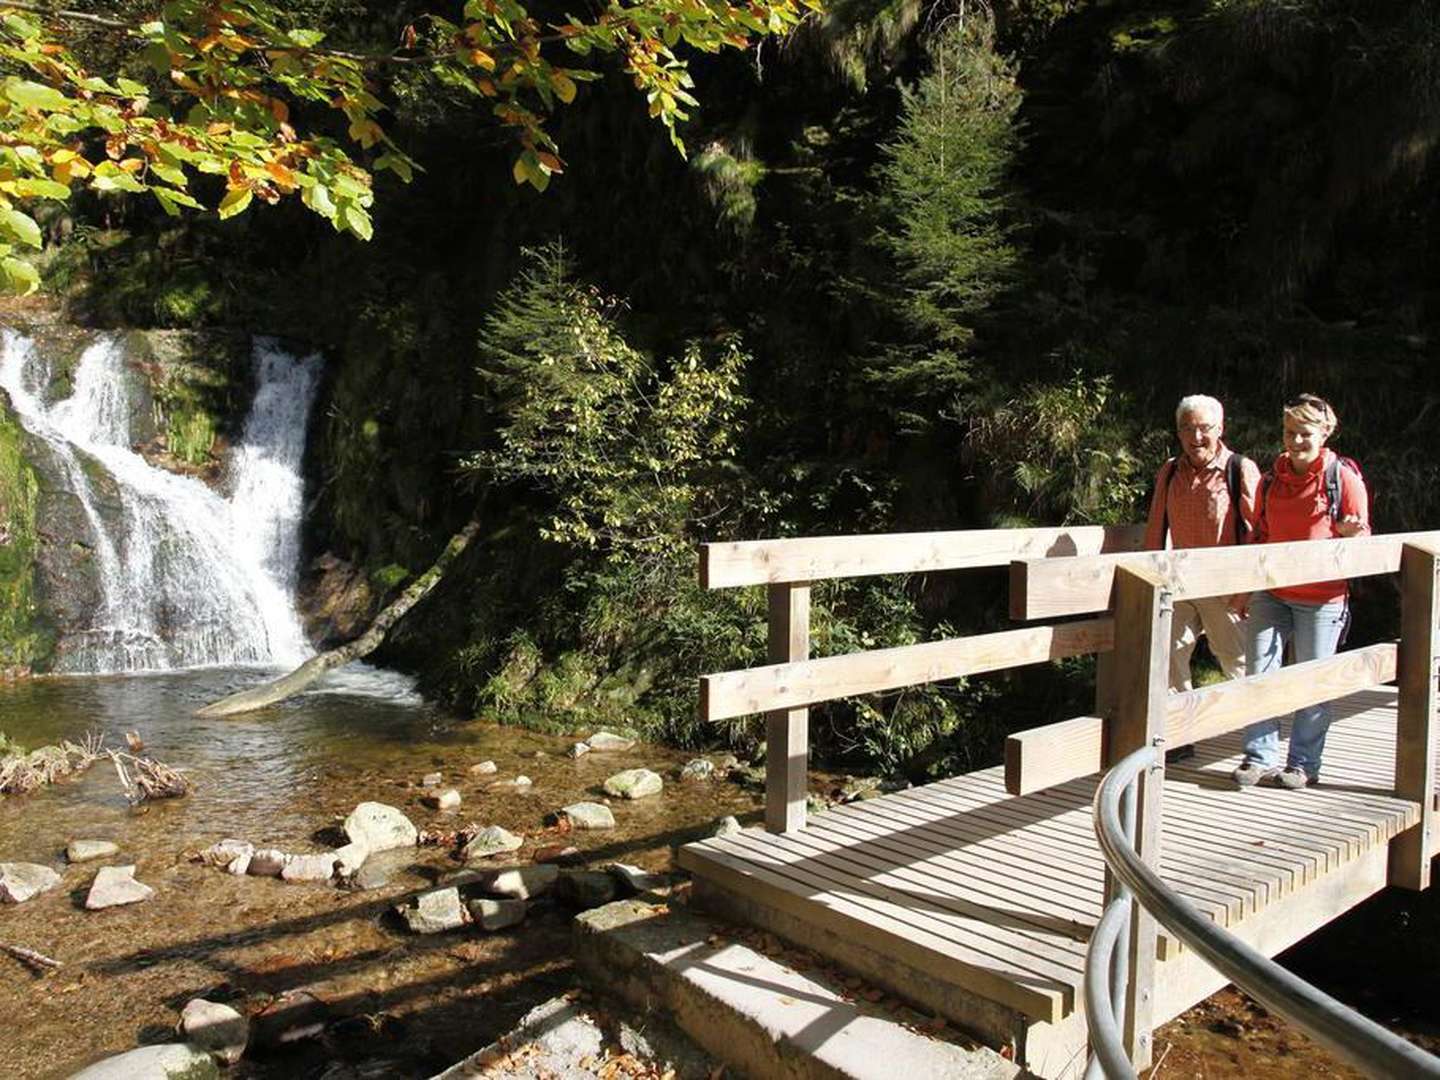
[1005,643,1398,796]
[701,524,1145,589]
[700,619,1115,723]
[1010,531,1440,621]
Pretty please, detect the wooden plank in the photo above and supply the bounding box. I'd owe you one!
[701,524,1146,589]
[1390,543,1440,889]
[766,582,809,834]
[1004,645,1398,796]
[703,619,1113,722]
[1110,565,1170,1067]
[1010,530,1440,620]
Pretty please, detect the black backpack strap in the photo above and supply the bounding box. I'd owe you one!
[1324,455,1342,521]
[1158,456,1178,543]
[1226,453,1249,543]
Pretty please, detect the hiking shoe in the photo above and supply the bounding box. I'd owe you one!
[1273,767,1310,790]
[1231,761,1275,788]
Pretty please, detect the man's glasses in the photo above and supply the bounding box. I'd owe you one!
[1178,423,1217,436]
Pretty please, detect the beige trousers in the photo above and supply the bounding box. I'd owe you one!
[1170,596,1246,692]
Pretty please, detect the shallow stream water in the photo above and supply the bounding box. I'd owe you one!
[0,668,763,1078]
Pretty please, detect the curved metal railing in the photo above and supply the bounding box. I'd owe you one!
[1084,745,1440,1080]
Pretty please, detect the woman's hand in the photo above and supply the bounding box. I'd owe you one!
[1229,592,1251,619]
[1335,514,1365,538]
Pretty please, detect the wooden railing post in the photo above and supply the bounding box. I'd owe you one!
[765,582,810,833]
[1107,566,1171,1068]
[1391,542,1440,890]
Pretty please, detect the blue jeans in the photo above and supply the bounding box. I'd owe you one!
[1241,590,1349,780]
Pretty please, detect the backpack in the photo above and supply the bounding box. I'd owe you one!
[1259,454,1369,531]
[1159,452,1253,545]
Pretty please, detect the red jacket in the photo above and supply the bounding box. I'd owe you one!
[1255,448,1370,604]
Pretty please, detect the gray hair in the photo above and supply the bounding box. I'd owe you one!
[1175,394,1224,426]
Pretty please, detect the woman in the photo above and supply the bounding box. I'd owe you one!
[1232,393,1369,790]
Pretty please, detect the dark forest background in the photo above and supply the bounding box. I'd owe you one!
[41,0,1440,778]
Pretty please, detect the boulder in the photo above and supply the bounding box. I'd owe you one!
[246,849,290,877]
[281,853,340,883]
[712,815,743,838]
[603,768,663,800]
[66,840,120,863]
[586,731,636,752]
[85,865,154,910]
[469,761,497,775]
[469,864,559,900]
[178,998,249,1065]
[397,887,466,934]
[555,870,618,911]
[198,839,253,868]
[69,1043,218,1079]
[425,788,461,811]
[0,862,61,903]
[560,801,616,830]
[333,843,369,877]
[462,826,524,861]
[342,802,417,854]
[467,897,528,931]
[351,849,414,892]
[680,758,715,781]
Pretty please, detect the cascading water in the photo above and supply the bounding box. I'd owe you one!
[0,330,321,673]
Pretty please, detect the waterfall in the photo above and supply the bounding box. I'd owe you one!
[0,330,321,673]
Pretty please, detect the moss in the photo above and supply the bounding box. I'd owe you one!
[369,562,411,591]
[0,407,52,671]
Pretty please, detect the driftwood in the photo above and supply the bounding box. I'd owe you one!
[195,516,483,718]
[0,732,103,795]
[1,943,62,972]
[108,750,190,803]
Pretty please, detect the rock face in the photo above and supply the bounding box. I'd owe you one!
[179,998,249,1065]
[604,769,663,800]
[462,826,523,861]
[467,897,528,931]
[343,802,417,853]
[0,862,62,903]
[69,1043,218,1080]
[560,801,616,830]
[85,865,154,909]
[297,552,381,649]
[66,839,120,863]
[398,887,466,934]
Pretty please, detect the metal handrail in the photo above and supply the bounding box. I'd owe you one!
[1084,745,1440,1080]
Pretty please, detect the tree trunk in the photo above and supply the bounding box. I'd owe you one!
[195,516,483,718]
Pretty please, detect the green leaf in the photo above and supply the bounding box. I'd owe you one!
[117,77,148,96]
[301,182,335,217]
[217,186,253,220]
[149,161,188,187]
[1,256,39,295]
[0,207,41,248]
[152,188,182,216]
[4,80,69,112]
[339,201,373,240]
[10,177,70,199]
[286,29,326,47]
[152,184,203,210]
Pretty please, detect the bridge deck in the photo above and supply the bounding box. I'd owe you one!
[679,687,1430,1074]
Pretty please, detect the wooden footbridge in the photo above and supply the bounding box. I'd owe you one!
[677,526,1440,1078]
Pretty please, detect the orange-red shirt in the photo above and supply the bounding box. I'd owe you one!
[1143,444,1262,551]
[1255,448,1370,604]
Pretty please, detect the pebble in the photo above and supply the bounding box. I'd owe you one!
[66,839,120,863]
[178,998,249,1065]
[85,865,154,909]
[469,761,497,775]
[421,772,443,788]
[0,861,61,903]
[426,788,462,810]
[603,768,663,800]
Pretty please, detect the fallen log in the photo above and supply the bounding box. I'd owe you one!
[195,516,483,718]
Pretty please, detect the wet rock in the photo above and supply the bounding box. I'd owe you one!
[467,897,528,931]
[333,842,369,877]
[568,741,591,758]
[555,870,618,910]
[179,998,249,1065]
[605,863,669,897]
[680,758,715,781]
[351,848,414,891]
[69,1043,218,1079]
[66,839,120,863]
[85,865,153,909]
[560,801,616,830]
[421,772,443,788]
[198,838,253,868]
[533,844,583,865]
[604,768,663,800]
[513,775,534,789]
[280,852,340,883]
[0,862,61,903]
[246,848,290,877]
[425,788,461,811]
[397,887,466,934]
[462,826,524,861]
[226,852,252,876]
[587,731,636,752]
[470,864,559,900]
[469,761,497,775]
[712,815,743,838]
[253,988,329,1048]
[342,801,417,854]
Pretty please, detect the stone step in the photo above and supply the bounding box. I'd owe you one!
[574,899,1023,1080]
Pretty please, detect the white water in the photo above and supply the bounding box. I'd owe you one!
[0,331,321,673]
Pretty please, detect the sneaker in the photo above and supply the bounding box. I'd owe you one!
[1231,761,1276,788]
[1273,767,1310,790]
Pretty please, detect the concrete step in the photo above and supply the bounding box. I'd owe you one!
[574,899,1023,1080]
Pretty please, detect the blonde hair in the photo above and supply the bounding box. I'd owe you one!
[1284,393,1338,435]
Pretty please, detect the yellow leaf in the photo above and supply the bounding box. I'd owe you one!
[468,49,495,71]
[551,72,577,104]
[217,185,252,220]
[512,155,528,186]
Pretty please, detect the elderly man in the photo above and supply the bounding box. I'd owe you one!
[1143,394,1262,694]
